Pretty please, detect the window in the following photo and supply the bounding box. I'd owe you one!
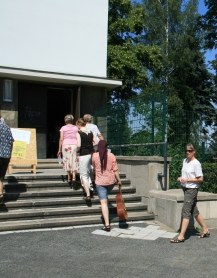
[3,79,13,102]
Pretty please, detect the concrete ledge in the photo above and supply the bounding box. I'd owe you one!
[148,189,217,231]
[117,156,167,162]
[116,156,171,197]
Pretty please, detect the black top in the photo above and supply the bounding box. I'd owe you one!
[78,131,94,156]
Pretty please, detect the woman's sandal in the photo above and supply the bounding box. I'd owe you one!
[170,238,185,243]
[0,194,4,203]
[198,231,210,238]
[83,196,91,201]
[72,179,77,184]
[102,225,111,232]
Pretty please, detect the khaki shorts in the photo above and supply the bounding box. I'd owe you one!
[182,188,199,219]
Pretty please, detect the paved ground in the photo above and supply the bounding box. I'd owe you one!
[0,220,216,278]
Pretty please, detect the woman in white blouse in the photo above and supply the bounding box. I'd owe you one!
[170,143,210,243]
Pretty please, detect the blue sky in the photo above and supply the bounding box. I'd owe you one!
[198,0,206,14]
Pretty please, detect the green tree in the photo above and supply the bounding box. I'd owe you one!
[201,0,217,49]
[200,0,217,154]
[106,0,165,147]
[106,101,132,146]
[106,0,216,150]
[108,0,163,101]
[140,0,216,144]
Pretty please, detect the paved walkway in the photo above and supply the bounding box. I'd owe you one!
[0,220,216,278]
[92,223,177,240]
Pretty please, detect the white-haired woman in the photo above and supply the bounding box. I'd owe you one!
[57,114,80,186]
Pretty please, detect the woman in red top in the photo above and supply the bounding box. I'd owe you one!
[92,140,122,231]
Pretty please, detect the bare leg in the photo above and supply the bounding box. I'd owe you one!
[195,214,209,233]
[100,199,109,226]
[72,171,76,181]
[0,180,3,195]
[67,171,72,182]
[177,218,189,240]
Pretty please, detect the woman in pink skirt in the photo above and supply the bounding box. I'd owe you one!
[57,114,80,186]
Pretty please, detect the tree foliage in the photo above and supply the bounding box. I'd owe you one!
[105,0,217,194]
[137,0,216,143]
[106,0,217,150]
[107,0,163,101]
[201,0,217,49]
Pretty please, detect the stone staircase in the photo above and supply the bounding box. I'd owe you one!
[0,159,154,232]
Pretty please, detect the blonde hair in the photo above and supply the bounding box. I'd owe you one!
[64,114,74,124]
[83,114,92,123]
[185,143,195,151]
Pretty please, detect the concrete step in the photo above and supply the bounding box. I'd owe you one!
[0,211,154,232]
[4,187,136,201]
[37,159,61,168]
[1,194,141,210]
[37,164,63,169]
[4,179,131,192]
[37,159,60,164]
[5,173,68,182]
[5,172,127,181]
[1,166,154,232]
[0,202,147,221]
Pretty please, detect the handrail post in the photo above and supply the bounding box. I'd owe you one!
[163,142,168,191]
[157,142,167,191]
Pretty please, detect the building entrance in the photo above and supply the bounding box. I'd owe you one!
[46,88,71,158]
[18,82,74,158]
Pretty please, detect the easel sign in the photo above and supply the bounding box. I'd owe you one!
[8,128,37,174]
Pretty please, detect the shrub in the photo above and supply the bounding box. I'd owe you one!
[168,145,184,189]
[200,163,217,193]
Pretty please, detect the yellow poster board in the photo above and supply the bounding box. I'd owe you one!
[8,128,37,174]
[12,141,28,159]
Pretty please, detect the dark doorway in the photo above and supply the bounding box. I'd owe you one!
[46,88,71,158]
[18,83,46,128]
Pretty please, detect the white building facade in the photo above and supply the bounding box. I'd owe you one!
[0,0,121,158]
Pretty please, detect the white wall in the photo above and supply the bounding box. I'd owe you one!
[0,0,108,77]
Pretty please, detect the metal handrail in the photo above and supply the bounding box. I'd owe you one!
[108,142,168,191]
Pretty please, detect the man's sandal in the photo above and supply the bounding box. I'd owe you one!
[198,231,210,238]
[170,238,185,243]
